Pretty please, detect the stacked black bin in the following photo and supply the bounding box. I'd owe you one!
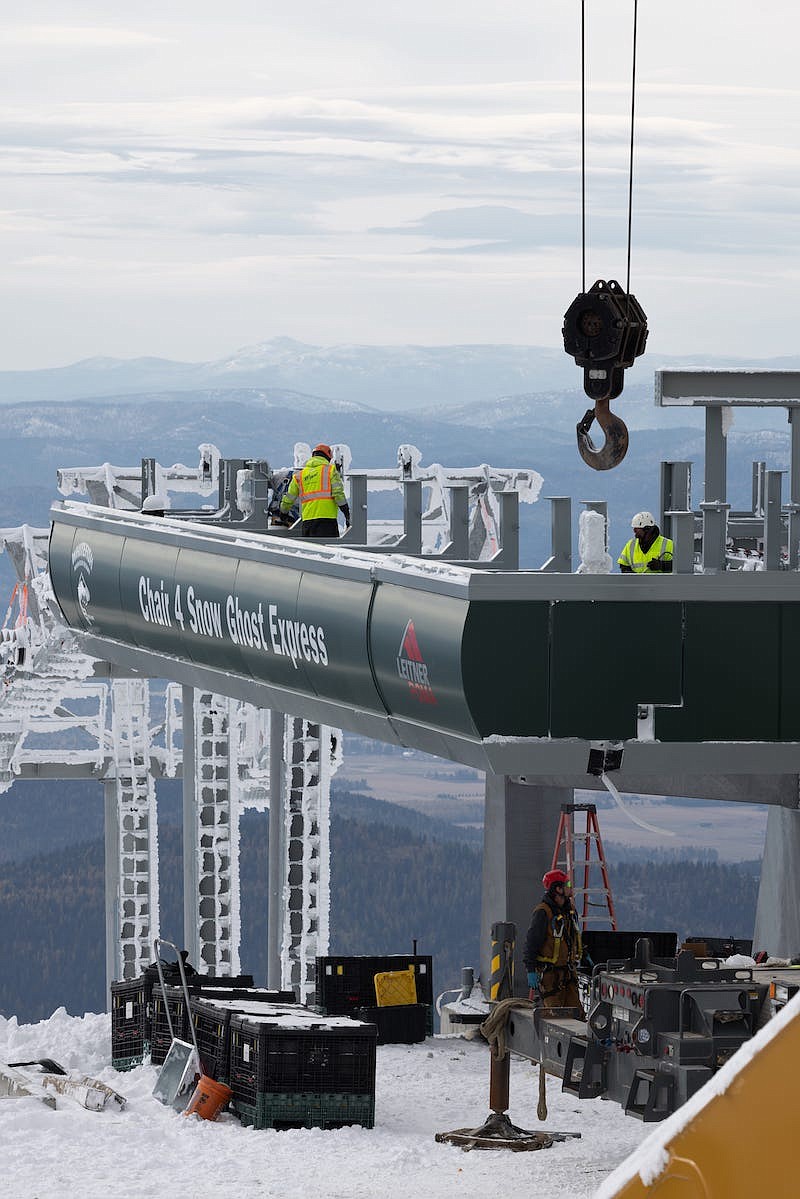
[228,1009,377,1130]
[315,955,434,1037]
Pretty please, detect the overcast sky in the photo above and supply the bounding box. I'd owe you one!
[1,2,798,368]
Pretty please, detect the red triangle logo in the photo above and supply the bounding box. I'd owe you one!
[399,619,423,661]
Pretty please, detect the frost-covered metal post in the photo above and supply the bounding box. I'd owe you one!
[108,678,160,982]
[281,718,339,1002]
[184,689,239,975]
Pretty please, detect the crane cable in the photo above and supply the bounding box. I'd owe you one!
[580,0,640,300]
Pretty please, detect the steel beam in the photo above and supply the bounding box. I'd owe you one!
[656,370,800,405]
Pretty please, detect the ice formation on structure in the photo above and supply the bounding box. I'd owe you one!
[4,440,536,991]
[0,524,339,992]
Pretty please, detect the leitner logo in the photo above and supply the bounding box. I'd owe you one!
[396,619,436,705]
[71,540,94,625]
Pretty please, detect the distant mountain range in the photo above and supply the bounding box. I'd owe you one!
[0,387,790,571]
[1,336,798,415]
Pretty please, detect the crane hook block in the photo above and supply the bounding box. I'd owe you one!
[562,279,648,470]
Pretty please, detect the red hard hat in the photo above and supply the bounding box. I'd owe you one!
[543,869,569,891]
[313,443,332,460]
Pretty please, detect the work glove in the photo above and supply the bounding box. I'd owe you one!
[646,557,664,572]
[527,970,540,991]
[341,503,351,526]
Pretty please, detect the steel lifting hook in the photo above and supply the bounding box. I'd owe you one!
[563,279,647,472]
[576,397,629,471]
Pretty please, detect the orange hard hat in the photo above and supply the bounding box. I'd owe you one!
[313,443,332,460]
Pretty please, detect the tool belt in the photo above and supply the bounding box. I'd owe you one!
[536,962,576,1000]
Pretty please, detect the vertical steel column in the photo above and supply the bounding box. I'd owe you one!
[660,462,692,537]
[705,405,728,503]
[347,474,368,543]
[103,779,121,996]
[283,718,332,1002]
[110,678,160,981]
[669,511,696,574]
[480,775,571,996]
[753,805,800,956]
[495,491,519,569]
[764,470,784,571]
[192,691,238,975]
[540,497,572,573]
[445,485,470,559]
[267,708,285,990]
[401,480,423,554]
[788,410,800,569]
[181,685,200,966]
[752,462,766,516]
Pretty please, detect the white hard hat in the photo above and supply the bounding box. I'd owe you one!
[142,493,169,514]
[631,510,656,528]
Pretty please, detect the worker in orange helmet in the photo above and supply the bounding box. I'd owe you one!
[280,443,350,538]
[523,869,584,1013]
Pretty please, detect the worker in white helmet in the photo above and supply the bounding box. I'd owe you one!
[618,510,673,573]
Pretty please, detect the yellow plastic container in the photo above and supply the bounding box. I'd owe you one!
[374,966,417,1007]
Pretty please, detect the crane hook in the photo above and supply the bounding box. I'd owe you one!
[576,398,629,471]
[563,279,647,471]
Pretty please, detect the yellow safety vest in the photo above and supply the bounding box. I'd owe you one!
[282,455,343,522]
[618,533,674,574]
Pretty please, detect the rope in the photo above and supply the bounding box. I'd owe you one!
[579,0,641,299]
[538,1054,548,1121]
[480,997,534,1061]
[626,0,639,302]
[580,0,586,293]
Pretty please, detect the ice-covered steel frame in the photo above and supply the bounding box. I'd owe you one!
[656,369,800,572]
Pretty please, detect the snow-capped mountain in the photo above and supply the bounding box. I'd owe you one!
[2,337,796,412]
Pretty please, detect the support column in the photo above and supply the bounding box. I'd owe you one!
[753,805,800,956]
[181,685,200,967]
[190,691,239,975]
[103,780,120,998]
[480,775,571,996]
[281,719,337,1002]
[267,709,286,990]
[110,678,160,981]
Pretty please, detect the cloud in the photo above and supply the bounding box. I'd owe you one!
[3,25,170,49]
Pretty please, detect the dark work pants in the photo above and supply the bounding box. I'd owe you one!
[301,518,340,538]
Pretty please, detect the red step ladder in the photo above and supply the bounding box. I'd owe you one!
[550,802,617,930]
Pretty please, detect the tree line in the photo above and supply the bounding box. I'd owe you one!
[0,788,763,1023]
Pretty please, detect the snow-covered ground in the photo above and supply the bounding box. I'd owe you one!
[0,1008,651,1199]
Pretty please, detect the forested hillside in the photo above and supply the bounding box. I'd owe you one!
[0,781,763,1023]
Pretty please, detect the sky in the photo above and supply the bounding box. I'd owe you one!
[1,1,799,369]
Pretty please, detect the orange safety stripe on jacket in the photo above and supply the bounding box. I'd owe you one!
[295,462,333,504]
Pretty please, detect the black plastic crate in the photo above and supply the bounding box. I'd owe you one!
[189,992,297,1083]
[355,1004,427,1045]
[233,1091,375,1130]
[111,978,150,1070]
[229,1013,377,1107]
[581,930,677,971]
[315,955,433,1013]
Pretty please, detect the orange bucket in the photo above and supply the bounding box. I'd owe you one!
[184,1075,233,1121]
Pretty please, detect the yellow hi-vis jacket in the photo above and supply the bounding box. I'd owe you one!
[618,533,674,573]
[281,454,346,522]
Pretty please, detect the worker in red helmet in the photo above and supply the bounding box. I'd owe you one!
[523,869,584,1013]
[280,443,350,538]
